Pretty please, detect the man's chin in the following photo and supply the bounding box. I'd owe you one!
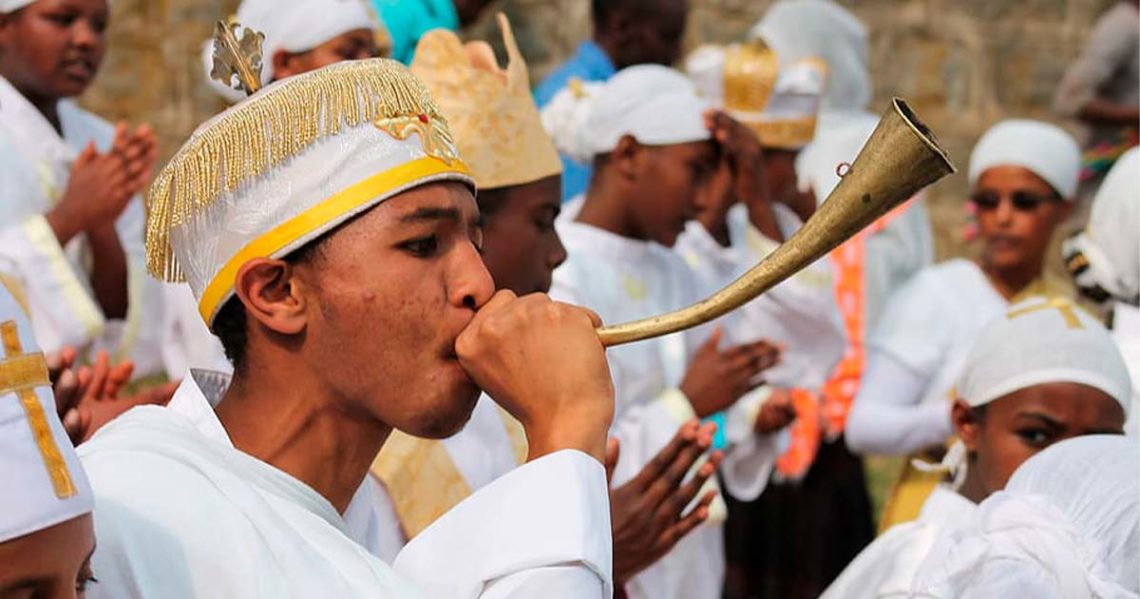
[401,383,481,440]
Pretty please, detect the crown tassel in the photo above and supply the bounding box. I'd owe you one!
[145,59,451,282]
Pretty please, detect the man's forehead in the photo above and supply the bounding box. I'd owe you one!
[380,181,479,223]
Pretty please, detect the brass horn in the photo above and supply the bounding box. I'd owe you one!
[597,98,956,347]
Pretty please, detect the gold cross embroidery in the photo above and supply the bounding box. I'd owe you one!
[1006,297,1084,329]
[0,320,76,499]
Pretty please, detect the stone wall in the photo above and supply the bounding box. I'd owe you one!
[83,0,1117,261]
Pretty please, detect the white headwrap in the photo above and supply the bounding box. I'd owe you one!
[912,435,1139,598]
[915,296,1132,486]
[202,0,380,103]
[748,0,871,113]
[0,0,33,12]
[794,112,879,200]
[0,282,94,543]
[1064,147,1140,306]
[540,65,711,164]
[968,119,1082,199]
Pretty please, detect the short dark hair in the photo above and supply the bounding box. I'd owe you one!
[211,237,326,372]
[591,0,656,30]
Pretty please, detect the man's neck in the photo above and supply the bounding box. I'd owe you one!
[576,184,647,241]
[697,209,731,248]
[980,259,1042,301]
[215,359,390,514]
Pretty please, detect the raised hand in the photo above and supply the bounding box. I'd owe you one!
[610,420,723,585]
[680,327,781,418]
[45,122,157,245]
[456,290,615,463]
[754,387,797,434]
[704,110,768,207]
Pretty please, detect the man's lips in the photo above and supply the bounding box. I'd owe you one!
[60,57,96,80]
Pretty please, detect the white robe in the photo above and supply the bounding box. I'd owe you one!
[674,203,846,392]
[821,484,976,598]
[366,394,525,559]
[79,371,613,598]
[0,76,165,377]
[1113,304,1140,438]
[846,259,1007,456]
[551,213,779,599]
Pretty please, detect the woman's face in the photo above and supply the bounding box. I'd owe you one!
[954,382,1126,500]
[0,0,109,102]
[971,166,1071,273]
[0,513,96,599]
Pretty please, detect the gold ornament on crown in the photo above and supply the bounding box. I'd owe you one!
[723,39,779,116]
[410,13,562,190]
[146,24,461,282]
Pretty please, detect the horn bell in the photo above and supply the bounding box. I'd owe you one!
[597,98,956,347]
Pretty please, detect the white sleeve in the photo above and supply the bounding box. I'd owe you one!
[846,350,953,456]
[0,216,104,351]
[863,199,934,333]
[718,386,780,500]
[393,450,612,598]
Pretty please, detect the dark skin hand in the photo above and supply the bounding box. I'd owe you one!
[703,110,781,241]
[607,420,723,585]
[754,387,797,435]
[681,327,781,418]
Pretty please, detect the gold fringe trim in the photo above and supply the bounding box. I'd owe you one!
[146,58,456,281]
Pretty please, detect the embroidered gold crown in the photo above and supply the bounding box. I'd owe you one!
[410,13,561,190]
[146,58,461,283]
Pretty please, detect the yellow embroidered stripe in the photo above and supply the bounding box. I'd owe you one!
[0,321,76,499]
[198,156,470,324]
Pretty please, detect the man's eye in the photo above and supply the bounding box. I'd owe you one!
[400,236,439,257]
[1017,428,1053,447]
[46,12,76,26]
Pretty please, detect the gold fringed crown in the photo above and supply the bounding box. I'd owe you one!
[146,57,458,282]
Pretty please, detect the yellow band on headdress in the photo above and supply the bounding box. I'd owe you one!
[197,156,469,323]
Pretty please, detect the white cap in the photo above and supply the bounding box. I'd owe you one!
[0,0,34,12]
[0,282,93,543]
[148,59,473,327]
[913,435,1139,598]
[748,0,871,113]
[541,65,710,164]
[202,0,381,103]
[968,119,1082,199]
[1064,147,1140,306]
[958,296,1132,413]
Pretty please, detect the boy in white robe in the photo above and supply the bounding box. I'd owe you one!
[80,50,618,597]
[0,280,98,598]
[0,0,164,378]
[825,296,1132,598]
[370,17,724,585]
[847,120,1081,452]
[545,64,786,599]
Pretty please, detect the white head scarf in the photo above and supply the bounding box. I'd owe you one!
[0,283,94,543]
[968,119,1082,199]
[540,65,711,164]
[1064,147,1140,307]
[202,0,380,103]
[912,435,1139,598]
[0,0,34,12]
[915,296,1132,486]
[748,0,871,113]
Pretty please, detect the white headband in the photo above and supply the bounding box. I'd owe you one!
[968,119,1082,199]
[959,296,1132,411]
[541,65,710,164]
[0,0,34,12]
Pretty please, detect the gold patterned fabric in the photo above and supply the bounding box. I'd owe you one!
[410,14,562,190]
[372,406,527,540]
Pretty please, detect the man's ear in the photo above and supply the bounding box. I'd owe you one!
[951,398,982,453]
[233,258,309,336]
[611,135,643,181]
[271,49,308,81]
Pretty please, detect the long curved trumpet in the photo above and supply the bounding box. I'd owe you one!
[597,98,955,347]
